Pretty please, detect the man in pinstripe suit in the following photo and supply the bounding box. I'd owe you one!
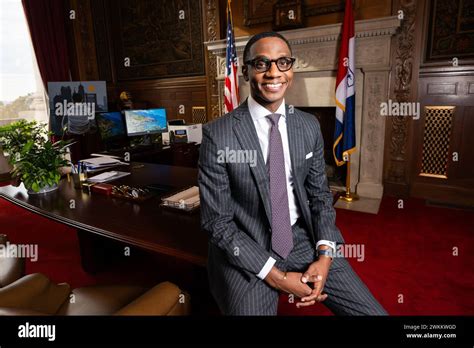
[198,31,387,316]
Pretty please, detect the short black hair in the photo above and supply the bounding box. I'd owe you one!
[243,31,292,63]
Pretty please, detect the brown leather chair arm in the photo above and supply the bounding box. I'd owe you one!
[115,282,191,316]
[0,307,50,316]
[0,273,70,315]
[0,234,26,287]
[0,255,25,287]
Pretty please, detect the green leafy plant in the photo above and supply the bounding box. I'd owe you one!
[0,120,70,193]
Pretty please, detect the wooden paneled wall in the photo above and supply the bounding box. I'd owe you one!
[66,0,209,124]
[219,0,392,38]
[384,0,474,205]
[409,0,474,206]
[111,77,208,124]
[412,73,474,206]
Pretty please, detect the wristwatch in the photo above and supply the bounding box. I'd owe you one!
[317,248,334,260]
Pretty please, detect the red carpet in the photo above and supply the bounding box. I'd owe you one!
[1,196,473,315]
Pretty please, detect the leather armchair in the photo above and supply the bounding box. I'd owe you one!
[0,235,191,315]
[0,234,25,287]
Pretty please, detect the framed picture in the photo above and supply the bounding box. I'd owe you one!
[48,81,108,114]
[47,81,108,135]
[108,0,205,80]
[273,0,304,30]
[243,0,277,26]
[426,0,474,61]
[243,0,344,27]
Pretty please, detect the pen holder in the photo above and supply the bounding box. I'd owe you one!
[72,173,87,189]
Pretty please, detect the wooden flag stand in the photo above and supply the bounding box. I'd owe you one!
[339,153,359,202]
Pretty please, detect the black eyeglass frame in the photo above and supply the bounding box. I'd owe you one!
[244,57,296,72]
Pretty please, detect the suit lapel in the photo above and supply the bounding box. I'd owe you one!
[285,104,304,175]
[233,101,272,224]
[286,106,315,238]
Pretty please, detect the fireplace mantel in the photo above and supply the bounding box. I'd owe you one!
[205,16,401,201]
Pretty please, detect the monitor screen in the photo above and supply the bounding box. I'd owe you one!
[124,108,168,136]
[96,111,126,140]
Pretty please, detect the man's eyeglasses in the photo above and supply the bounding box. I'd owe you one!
[244,57,296,73]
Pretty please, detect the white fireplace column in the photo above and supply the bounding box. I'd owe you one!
[205,16,401,200]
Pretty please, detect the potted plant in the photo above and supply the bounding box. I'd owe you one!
[0,120,70,194]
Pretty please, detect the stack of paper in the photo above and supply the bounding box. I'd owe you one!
[162,186,200,211]
[82,156,129,172]
[87,171,130,183]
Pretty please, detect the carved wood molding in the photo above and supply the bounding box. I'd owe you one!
[203,0,220,121]
[385,0,417,187]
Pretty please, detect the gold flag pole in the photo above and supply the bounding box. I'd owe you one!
[339,153,359,202]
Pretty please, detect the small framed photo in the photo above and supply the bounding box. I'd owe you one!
[273,0,304,31]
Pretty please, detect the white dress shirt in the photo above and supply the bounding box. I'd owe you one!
[246,95,335,280]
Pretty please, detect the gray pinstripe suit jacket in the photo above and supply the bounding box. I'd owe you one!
[198,99,344,313]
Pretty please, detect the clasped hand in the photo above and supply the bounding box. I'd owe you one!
[265,258,331,308]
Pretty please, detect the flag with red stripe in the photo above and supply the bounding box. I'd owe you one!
[224,0,239,114]
[333,0,356,166]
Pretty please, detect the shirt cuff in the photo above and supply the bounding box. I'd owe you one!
[316,240,336,253]
[256,257,277,280]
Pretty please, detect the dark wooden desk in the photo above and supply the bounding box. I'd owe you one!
[100,146,172,166]
[0,163,208,268]
[100,143,199,168]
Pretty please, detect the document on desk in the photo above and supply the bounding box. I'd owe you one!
[82,156,129,173]
[82,157,122,166]
[90,153,122,160]
[87,171,130,183]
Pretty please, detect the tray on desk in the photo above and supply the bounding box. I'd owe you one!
[160,186,200,214]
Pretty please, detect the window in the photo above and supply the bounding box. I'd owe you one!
[0,0,48,126]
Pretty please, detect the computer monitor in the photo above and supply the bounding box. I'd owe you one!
[96,111,126,141]
[95,111,128,151]
[124,108,168,137]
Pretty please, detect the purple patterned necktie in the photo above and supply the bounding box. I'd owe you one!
[267,113,293,259]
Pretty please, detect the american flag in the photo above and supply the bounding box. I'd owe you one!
[224,0,239,114]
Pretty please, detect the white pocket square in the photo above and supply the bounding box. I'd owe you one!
[305,152,313,159]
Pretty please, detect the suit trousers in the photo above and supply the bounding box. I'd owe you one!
[229,220,388,315]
